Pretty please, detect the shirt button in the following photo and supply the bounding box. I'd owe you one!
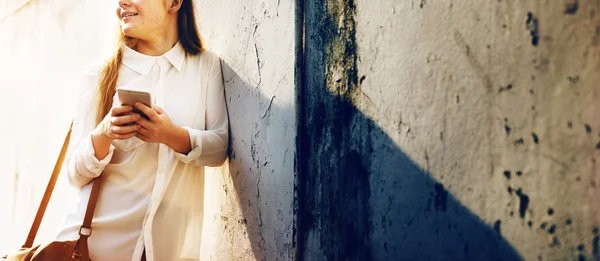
[158,167,164,173]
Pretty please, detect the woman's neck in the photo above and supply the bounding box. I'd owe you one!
[134,23,179,56]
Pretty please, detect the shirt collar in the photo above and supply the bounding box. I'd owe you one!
[122,41,185,75]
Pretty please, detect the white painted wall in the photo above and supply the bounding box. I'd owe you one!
[197,0,296,259]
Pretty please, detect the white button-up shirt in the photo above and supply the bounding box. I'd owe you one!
[55,42,228,261]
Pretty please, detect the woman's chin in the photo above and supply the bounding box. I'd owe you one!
[121,25,137,38]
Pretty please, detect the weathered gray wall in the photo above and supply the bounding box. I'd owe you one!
[196,0,297,260]
[5,0,600,260]
[300,0,600,260]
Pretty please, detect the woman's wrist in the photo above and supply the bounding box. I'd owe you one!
[164,125,191,154]
[91,129,113,160]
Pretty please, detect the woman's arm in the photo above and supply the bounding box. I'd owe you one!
[173,59,229,166]
[163,125,192,154]
[66,70,141,188]
[133,57,229,166]
[66,86,115,188]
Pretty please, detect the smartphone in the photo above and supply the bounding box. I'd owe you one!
[117,87,153,120]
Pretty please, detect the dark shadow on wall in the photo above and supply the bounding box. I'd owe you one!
[296,0,525,260]
[220,45,523,261]
[298,93,524,261]
[216,0,526,259]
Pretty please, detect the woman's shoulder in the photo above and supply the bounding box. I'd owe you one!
[198,49,220,61]
[188,49,221,69]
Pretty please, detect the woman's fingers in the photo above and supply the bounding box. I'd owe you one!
[112,131,138,140]
[136,117,153,129]
[136,133,149,142]
[134,103,159,122]
[110,124,139,135]
[111,113,141,126]
[110,105,133,116]
[137,126,149,136]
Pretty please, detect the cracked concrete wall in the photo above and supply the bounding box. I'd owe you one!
[0,1,296,260]
[196,0,296,260]
[301,0,600,260]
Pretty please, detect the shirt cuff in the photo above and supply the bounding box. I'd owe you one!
[173,127,202,164]
[81,134,115,176]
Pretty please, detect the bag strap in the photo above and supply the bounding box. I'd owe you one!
[22,122,74,248]
[22,121,104,259]
[77,174,102,261]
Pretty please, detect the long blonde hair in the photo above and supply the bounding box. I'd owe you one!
[95,0,204,124]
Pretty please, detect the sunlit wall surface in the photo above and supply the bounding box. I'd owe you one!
[0,0,132,254]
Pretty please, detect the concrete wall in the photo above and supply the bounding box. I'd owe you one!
[0,1,296,260]
[197,0,297,260]
[300,0,600,260]
[4,0,599,260]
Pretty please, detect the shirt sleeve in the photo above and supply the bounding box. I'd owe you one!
[65,69,115,188]
[174,57,229,166]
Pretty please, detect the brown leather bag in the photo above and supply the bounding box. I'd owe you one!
[2,123,103,261]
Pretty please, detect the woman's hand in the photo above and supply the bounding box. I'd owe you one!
[94,105,141,141]
[133,103,176,144]
[134,102,192,154]
[91,105,141,159]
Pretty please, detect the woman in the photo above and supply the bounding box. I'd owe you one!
[55,0,228,260]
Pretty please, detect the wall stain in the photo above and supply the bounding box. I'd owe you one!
[504,170,511,179]
[515,138,525,145]
[569,76,580,84]
[565,0,579,15]
[551,236,560,248]
[516,188,530,219]
[548,224,556,235]
[532,132,540,144]
[586,124,592,134]
[499,84,513,93]
[453,30,493,92]
[494,220,502,234]
[526,12,540,46]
